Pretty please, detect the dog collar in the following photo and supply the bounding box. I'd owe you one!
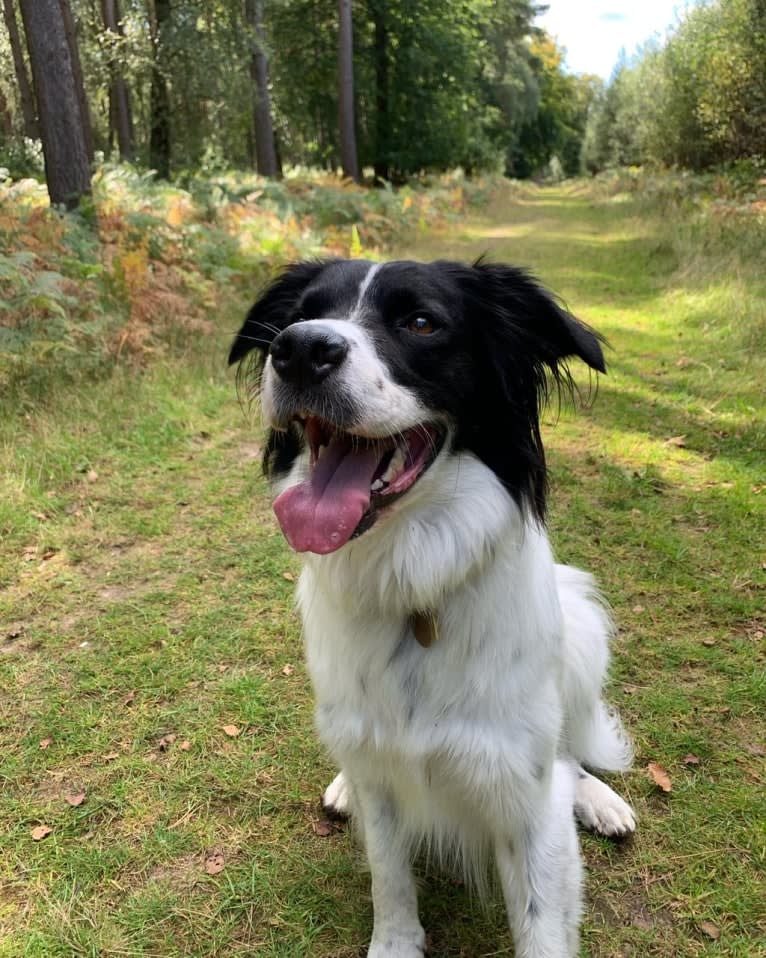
[410,610,439,648]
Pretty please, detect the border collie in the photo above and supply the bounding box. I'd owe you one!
[230,258,635,958]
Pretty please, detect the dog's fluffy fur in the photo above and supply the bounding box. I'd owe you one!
[230,259,635,958]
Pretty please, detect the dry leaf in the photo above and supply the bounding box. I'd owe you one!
[281,664,295,676]
[665,435,687,447]
[180,739,191,751]
[702,638,716,647]
[65,791,86,807]
[745,742,766,757]
[647,761,672,792]
[282,572,295,582]
[86,469,99,483]
[204,851,225,875]
[31,825,53,841]
[698,921,721,940]
[682,753,700,766]
[6,623,24,639]
[632,604,645,614]
[312,819,335,837]
[41,549,57,561]
[123,690,136,706]
[39,737,52,750]
[222,724,241,738]
[32,511,48,521]
[103,751,120,762]
[158,734,176,751]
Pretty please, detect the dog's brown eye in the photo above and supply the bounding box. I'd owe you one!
[407,316,435,335]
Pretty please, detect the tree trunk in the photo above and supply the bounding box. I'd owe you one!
[0,88,13,136]
[58,0,94,162]
[371,0,389,181]
[2,0,39,139]
[101,0,134,159]
[149,0,171,180]
[18,0,91,208]
[337,0,359,181]
[244,0,279,177]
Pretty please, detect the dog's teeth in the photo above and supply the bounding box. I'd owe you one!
[382,447,405,483]
[371,479,385,492]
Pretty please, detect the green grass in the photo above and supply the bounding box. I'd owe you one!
[1,181,764,957]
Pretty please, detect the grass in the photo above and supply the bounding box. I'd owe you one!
[1,179,764,957]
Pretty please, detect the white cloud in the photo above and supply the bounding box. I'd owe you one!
[537,1,698,79]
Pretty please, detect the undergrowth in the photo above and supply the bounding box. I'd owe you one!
[0,165,497,398]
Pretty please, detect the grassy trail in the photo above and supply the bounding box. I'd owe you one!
[1,183,764,957]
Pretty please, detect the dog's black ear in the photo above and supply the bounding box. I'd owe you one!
[469,261,606,374]
[228,261,328,366]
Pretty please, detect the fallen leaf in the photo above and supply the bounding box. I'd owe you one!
[312,819,335,837]
[702,638,716,647]
[282,572,295,581]
[180,739,191,751]
[23,546,37,561]
[103,751,120,762]
[698,921,721,940]
[204,851,225,875]
[158,734,176,751]
[745,742,766,757]
[32,511,48,521]
[281,664,295,676]
[622,684,638,695]
[41,549,57,561]
[632,604,645,614]
[647,761,672,793]
[222,724,241,738]
[665,435,687,447]
[86,469,98,483]
[31,825,52,841]
[65,791,86,807]
[5,623,24,639]
[682,753,700,765]
[39,737,52,750]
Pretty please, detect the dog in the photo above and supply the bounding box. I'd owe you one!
[229,258,635,958]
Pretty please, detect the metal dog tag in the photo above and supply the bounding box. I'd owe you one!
[410,610,439,648]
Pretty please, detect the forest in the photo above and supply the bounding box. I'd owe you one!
[0,0,601,201]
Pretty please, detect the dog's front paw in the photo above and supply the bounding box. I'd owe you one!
[574,771,636,838]
[368,927,426,957]
[322,771,351,819]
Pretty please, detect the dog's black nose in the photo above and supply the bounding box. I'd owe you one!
[269,325,349,387]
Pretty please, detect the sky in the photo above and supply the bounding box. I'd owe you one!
[536,1,697,79]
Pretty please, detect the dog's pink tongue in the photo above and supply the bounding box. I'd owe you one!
[273,436,381,554]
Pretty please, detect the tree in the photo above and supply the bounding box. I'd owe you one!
[18,0,91,207]
[149,0,171,179]
[245,0,279,177]
[59,0,94,162]
[101,0,135,160]
[337,0,359,180]
[2,0,38,139]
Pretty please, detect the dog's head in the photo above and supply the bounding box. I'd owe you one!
[230,258,604,555]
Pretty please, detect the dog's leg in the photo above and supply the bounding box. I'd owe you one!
[495,761,583,958]
[573,765,636,838]
[355,781,425,958]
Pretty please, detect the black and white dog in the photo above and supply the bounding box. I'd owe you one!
[230,258,635,958]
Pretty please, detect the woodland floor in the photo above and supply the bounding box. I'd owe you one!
[1,182,764,957]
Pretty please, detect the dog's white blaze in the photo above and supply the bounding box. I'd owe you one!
[350,261,383,322]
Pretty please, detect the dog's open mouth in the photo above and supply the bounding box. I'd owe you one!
[273,416,444,554]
